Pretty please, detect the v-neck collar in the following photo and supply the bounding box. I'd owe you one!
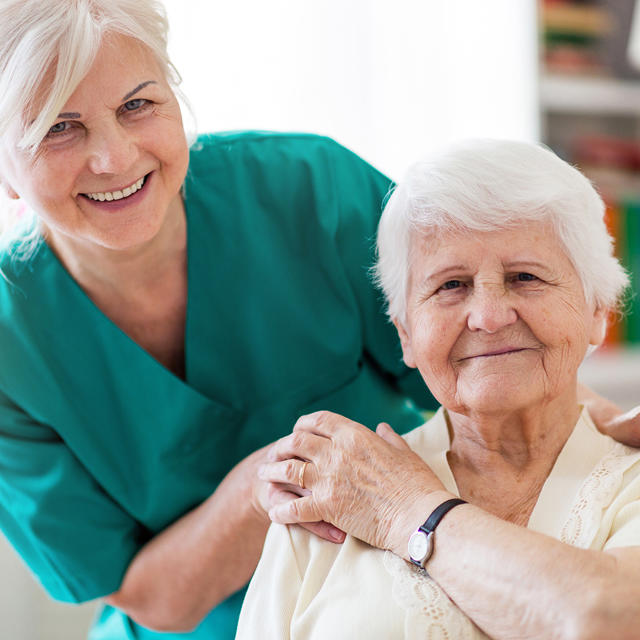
[25,214,239,419]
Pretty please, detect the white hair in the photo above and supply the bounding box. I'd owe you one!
[374,139,630,327]
[0,0,189,257]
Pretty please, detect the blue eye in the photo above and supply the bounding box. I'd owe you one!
[441,280,462,290]
[123,98,147,111]
[517,273,537,282]
[47,121,69,135]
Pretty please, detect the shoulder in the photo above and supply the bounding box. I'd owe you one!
[186,130,389,190]
[402,408,449,457]
[190,130,367,163]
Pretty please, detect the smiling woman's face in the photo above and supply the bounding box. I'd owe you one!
[0,34,190,252]
[395,223,607,415]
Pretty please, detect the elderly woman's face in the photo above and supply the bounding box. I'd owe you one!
[395,223,606,415]
[0,35,189,251]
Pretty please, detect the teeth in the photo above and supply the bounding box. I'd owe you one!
[85,176,145,202]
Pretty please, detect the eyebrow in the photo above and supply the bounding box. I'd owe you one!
[421,265,468,284]
[123,80,157,101]
[54,81,158,119]
[502,260,551,272]
[416,265,468,291]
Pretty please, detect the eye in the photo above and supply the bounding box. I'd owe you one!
[122,98,150,112]
[516,273,538,282]
[440,280,463,291]
[46,121,71,136]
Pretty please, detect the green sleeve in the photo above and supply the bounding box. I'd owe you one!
[326,140,438,411]
[0,390,143,603]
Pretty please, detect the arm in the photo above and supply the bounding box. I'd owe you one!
[105,446,271,632]
[411,494,640,640]
[0,392,340,634]
[262,411,640,640]
[235,524,304,640]
[105,446,343,632]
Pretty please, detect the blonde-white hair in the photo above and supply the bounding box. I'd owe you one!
[374,139,629,327]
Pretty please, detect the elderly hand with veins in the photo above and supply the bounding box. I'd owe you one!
[259,410,450,555]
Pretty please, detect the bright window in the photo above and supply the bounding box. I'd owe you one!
[164,0,539,177]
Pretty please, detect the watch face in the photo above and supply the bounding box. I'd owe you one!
[408,530,430,563]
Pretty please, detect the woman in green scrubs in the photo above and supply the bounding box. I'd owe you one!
[0,2,635,639]
[0,2,436,638]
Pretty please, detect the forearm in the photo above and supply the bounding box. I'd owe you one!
[105,447,270,632]
[411,494,640,640]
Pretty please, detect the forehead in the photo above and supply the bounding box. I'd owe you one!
[64,34,165,103]
[409,222,576,276]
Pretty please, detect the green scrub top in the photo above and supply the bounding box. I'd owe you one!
[0,131,435,639]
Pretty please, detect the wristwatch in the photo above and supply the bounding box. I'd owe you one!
[408,498,467,569]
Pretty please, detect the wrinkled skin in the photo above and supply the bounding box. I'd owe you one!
[260,411,446,554]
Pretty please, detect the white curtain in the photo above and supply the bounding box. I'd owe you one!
[164,0,539,179]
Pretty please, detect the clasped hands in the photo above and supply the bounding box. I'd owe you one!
[257,411,449,556]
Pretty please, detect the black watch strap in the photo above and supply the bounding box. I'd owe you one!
[420,498,467,534]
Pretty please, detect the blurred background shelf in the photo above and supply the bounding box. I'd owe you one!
[541,73,640,114]
[540,0,640,349]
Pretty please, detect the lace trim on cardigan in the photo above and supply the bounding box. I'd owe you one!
[383,442,640,638]
[382,550,481,639]
[560,443,640,548]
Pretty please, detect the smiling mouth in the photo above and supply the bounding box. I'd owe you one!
[462,348,529,361]
[81,174,149,202]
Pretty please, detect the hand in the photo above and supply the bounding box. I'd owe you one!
[579,383,640,447]
[597,406,640,448]
[258,411,447,555]
[250,442,346,544]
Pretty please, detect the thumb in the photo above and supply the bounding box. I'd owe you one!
[376,422,411,451]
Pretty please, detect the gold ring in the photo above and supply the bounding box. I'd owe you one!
[298,461,309,490]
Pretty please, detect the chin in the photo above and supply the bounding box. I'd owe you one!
[456,383,539,415]
[87,213,168,251]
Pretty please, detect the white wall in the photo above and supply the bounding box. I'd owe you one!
[0,534,96,640]
[164,0,539,178]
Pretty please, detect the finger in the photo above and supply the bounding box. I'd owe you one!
[298,521,346,544]
[259,459,316,490]
[267,430,328,463]
[268,484,311,505]
[269,495,322,524]
[376,422,411,451]
[608,406,640,448]
[293,410,367,437]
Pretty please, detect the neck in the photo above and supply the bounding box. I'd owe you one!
[446,385,581,475]
[44,195,186,297]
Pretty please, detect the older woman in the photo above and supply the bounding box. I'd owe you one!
[239,140,640,639]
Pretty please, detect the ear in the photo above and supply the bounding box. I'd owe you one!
[392,318,417,368]
[588,306,608,347]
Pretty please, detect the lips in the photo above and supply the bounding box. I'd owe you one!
[80,173,149,202]
[461,347,529,361]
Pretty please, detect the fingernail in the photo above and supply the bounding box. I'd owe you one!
[329,527,345,543]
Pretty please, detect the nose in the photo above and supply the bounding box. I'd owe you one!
[86,121,139,176]
[466,285,518,333]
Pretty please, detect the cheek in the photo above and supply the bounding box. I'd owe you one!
[533,301,591,370]
[411,314,461,382]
